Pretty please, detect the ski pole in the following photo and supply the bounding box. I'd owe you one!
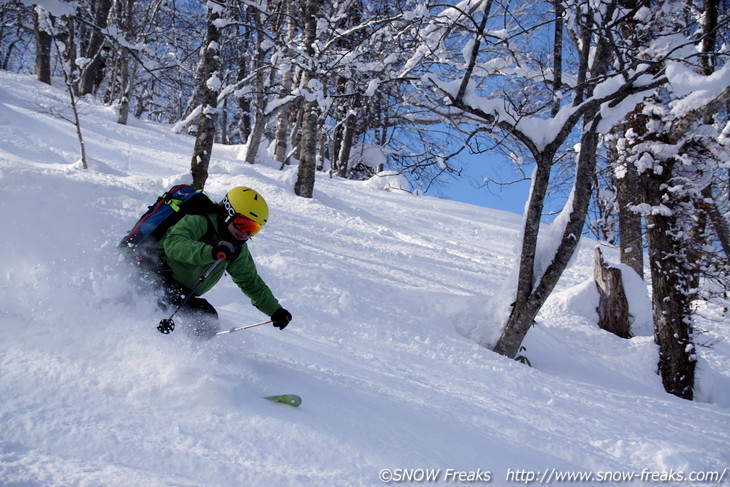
[157,257,225,334]
[215,319,273,336]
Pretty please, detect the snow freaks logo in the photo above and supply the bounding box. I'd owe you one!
[378,467,728,484]
[379,468,491,483]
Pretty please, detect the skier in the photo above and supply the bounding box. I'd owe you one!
[136,186,292,338]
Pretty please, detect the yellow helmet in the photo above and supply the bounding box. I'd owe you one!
[221,187,269,227]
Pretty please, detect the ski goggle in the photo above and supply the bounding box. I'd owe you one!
[231,214,262,236]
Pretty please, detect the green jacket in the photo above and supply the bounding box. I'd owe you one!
[155,213,281,316]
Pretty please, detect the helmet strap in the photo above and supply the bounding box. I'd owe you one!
[221,195,238,221]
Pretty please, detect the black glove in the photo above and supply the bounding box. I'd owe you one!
[271,307,292,330]
[212,241,235,261]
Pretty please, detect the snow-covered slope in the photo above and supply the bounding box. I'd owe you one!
[1,71,728,486]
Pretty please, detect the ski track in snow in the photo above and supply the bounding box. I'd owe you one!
[0,71,729,486]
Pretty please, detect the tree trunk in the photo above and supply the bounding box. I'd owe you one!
[295,98,317,197]
[241,87,267,165]
[495,126,601,358]
[243,110,269,164]
[116,49,137,125]
[33,6,52,85]
[115,0,135,125]
[336,96,359,178]
[699,187,730,259]
[696,0,730,260]
[78,0,113,96]
[494,5,613,357]
[59,16,77,93]
[615,127,644,279]
[241,6,269,165]
[623,90,700,400]
[190,5,222,190]
[273,1,297,165]
[493,158,551,358]
[273,80,294,164]
[642,164,696,400]
[550,0,563,116]
[594,247,631,338]
[294,0,320,198]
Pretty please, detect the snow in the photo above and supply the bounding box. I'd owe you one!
[0,71,729,486]
[365,79,380,97]
[18,0,76,18]
[666,62,730,117]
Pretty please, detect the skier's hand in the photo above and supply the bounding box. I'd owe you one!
[271,307,292,330]
[212,241,235,261]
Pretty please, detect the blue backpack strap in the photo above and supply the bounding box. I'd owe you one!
[120,185,203,248]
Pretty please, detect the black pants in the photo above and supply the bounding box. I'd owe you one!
[161,286,221,339]
[134,246,221,339]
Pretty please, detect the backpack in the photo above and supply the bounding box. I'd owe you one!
[120,184,219,253]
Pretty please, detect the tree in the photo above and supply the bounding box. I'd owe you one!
[613,120,645,279]
[113,0,136,125]
[400,0,728,399]
[402,0,667,358]
[239,4,272,165]
[294,0,321,198]
[1,2,32,72]
[32,5,52,85]
[190,2,223,189]
[595,0,729,399]
[51,11,88,170]
[272,1,298,165]
[77,0,113,96]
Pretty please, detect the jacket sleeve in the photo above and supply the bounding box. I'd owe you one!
[227,245,282,316]
[160,214,215,265]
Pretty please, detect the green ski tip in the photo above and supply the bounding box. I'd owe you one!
[265,394,302,407]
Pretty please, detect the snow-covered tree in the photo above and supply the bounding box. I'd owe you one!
[294,0,321,198]
[0,1,33,72]
[32,5,52,85]
[77,0,113,96]
[401,0,729,402]
[190,1,224,189]
[610,0,729,399]
[401,0,666,358]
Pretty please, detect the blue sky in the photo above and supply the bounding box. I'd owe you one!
[442,177,530,215]
[436,153,576,224]
[437,157,532,216]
